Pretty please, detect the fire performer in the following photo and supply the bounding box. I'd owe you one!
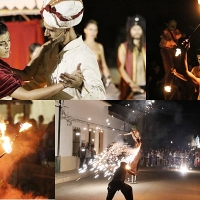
[106,161,136,200]
[119,127,142,184]
[19,0,106,100]
[171,39,200,99]
[159,19,186,100]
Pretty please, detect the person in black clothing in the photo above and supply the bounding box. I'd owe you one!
[106,162,136,200]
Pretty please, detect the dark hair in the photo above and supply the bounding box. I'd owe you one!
[126,15,146,52]
[126,27,145,52]
[0,22,8,35]
[84,19,98,28]
[29,43,41,54]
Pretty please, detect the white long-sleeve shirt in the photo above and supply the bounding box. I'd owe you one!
[23,36,106,100]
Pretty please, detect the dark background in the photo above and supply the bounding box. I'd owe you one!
[147,0,200,72]
[106,100,200,149]
[76,0,147,68]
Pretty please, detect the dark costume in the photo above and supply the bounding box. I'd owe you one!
[0,59,22,99]
[106,163,133,200]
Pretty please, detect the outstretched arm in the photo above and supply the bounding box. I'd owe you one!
[119,132,132,136]
[181,41,200,85]
[10,83,65,100]
[12,32,65,80]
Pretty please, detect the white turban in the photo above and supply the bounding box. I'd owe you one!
[40,0,84,29]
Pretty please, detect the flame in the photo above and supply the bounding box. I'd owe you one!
[80,141,141,180]
[198,0,200,5]
[164,86,171,92]
[0,122,12,154]
[175,48,181,56]
[126,164,131,170]
[0,122,32,155]
[19,122,32,132]
[2,136,12,153]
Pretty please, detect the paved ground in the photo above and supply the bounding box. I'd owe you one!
[55,167,200,200]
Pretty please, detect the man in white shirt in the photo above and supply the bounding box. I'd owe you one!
[23,0,106,100]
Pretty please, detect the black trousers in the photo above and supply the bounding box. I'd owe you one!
[106,181,133,200]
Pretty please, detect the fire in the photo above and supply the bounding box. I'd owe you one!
[0,122,32,156]
[19,122,32,132]
[79,141,141,180]
[164,86,171,92]
[126,164,131,170]
[2,136,12,153]
[175,48,181,56]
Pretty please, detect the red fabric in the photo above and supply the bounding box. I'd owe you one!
[3,19,44,70]
[118,42,133,100]
[0,59,22,98]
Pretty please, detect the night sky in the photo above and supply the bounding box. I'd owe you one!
[106,100,200,149]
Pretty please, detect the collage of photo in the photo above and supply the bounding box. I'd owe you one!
[1,0,200,200]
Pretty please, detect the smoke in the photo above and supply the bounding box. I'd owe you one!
[0,125,47,199]
[0,182,47,199]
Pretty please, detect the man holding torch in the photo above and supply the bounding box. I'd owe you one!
[159,19,186,99]
[106,161,136,200]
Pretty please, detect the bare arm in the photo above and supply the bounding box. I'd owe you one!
[171,68,187,81]
[182,41,200,85]
[99,44,111,78]
[10,83,64,100]
[119,132,132,136]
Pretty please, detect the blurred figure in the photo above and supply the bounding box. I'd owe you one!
[29,43,41,60]
[78,142,86,169]
[84,20,120,99]
[171,46,200,100]
[147,61,165,99]
[159,19,186,99]
[91,144,96,160]
[118,14,146,100]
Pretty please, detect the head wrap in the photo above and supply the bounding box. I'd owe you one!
[126,14,146,32]
[40,0,84,29]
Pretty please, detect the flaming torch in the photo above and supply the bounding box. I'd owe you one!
[0,122,32,158]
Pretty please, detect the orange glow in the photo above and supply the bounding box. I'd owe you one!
[0,122,12,153]
[198,0,200,5]
[0,122,32,155]
[19,122,32,132]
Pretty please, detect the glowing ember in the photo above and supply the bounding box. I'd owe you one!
[175,48,181,56]
[2,136,12,153]
[0,122,32,157]
[125,164,131,170]
[19,122,32,132]
[79,141,141,180]
[164,86,171,92]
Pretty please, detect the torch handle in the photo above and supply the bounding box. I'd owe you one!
[0,152,6,158]
[187,24,200,42]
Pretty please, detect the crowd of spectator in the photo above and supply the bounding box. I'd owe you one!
[139,147,200,168]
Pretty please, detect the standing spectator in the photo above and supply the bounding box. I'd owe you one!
[85,144,92,168]
[78,142,86,169]
[91,144,96,160]
[118,14,146,100]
